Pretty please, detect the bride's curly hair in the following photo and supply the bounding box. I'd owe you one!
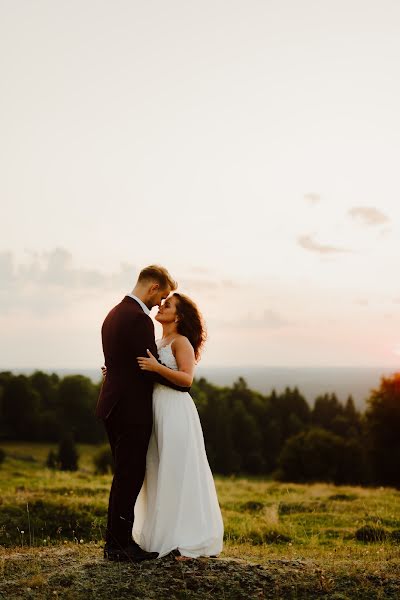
[173,293,207,361]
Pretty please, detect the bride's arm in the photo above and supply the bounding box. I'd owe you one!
[137,337,195,387]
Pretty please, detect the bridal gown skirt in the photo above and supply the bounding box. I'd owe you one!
[132,383,224,558]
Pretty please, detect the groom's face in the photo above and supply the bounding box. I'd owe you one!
[148,284,171,309]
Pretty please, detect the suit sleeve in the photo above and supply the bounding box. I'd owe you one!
[134,314,191,392]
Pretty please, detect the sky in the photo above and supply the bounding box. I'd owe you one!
[1,0,400,369]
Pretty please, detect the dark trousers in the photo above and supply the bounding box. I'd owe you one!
[104,412,152,548]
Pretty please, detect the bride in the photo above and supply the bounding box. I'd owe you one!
[133,293,224,559]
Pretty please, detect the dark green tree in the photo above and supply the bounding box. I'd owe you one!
[277,427,366,484]
[259,387,310,473]
[330,395,362,438]
[1,375,41,439]
[227,378,266,474]
[195,381,240,474]
[230,398,264,474]
[312,393,343,431]
[365,373,400,487]
[30,371,59,410]
[31,371,60,440]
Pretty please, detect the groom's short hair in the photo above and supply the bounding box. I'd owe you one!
[138,265,177,291]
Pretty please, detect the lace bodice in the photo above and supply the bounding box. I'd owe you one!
[157,341,178,371]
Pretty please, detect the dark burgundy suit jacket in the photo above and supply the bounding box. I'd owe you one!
[96,296,184,424]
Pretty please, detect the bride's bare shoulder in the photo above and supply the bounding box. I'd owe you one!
[172,335,194,354]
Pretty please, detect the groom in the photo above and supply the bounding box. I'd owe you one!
[96,265,190,562]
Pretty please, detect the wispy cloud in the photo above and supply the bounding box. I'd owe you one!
[297,235,351,255]
[0,248,134,289]
[348,206,389,226]
[303,193,321,205]
[0,248,137,314]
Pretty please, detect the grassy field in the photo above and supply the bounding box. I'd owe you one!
[1,442,400,599]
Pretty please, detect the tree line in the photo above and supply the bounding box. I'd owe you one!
[0,370,399,487]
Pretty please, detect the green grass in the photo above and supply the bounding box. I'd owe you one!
[1,443,400,598]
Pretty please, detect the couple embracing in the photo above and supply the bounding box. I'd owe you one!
[95,265,224,562]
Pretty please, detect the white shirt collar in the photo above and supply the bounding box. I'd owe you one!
[127,293,151,316]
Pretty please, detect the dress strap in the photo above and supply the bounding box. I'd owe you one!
[157,338,176,351]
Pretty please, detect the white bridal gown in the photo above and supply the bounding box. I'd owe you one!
[132,341,224,558]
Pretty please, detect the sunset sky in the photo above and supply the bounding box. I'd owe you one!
[1,1,400,369]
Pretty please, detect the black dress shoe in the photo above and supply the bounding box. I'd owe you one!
[104,542,158,562]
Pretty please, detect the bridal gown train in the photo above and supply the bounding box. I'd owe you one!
[132,342,224,558]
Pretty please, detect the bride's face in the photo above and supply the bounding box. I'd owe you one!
[155,295,178,325]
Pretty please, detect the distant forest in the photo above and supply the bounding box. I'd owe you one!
[0,370,399,487]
